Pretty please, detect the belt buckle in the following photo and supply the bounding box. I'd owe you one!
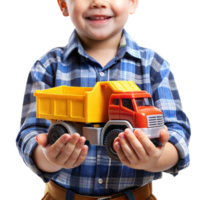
[98,197,112,200]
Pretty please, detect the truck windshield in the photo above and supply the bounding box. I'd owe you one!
[135,98,153,107]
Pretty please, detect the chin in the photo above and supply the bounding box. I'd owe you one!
[89,31,115,40]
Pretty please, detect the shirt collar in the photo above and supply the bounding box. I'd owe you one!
[116,29,141,60]
[63,29,142,61]
[63,30,88,60]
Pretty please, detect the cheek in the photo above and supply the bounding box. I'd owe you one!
[113,3,130,22]
[69,5,85,28]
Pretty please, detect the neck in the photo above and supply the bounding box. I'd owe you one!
[77,30,123,52]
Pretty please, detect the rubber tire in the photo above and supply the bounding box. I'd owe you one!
[104,129,123,161]
[48,125,68,145]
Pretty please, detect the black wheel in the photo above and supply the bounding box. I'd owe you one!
[104,129,123,161]
[151,138,162,147]
[48,125,68,145]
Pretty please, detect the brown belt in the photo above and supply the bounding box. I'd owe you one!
[43,180,157,200]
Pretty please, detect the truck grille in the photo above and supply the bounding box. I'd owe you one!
[147,115,164,128]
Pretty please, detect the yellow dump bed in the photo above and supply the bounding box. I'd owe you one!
[34,81,140,123]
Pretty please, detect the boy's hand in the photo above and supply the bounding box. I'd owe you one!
[113,128,169,172]
[36,133,88,169]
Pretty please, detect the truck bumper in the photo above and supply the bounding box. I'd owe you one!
[137,126,165,139]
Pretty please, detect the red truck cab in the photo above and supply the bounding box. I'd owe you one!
[109,91,164,138]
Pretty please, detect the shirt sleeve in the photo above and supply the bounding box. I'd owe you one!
[16,60,61,182]
[150,55,191,176]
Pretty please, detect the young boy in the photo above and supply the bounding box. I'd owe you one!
[16,0,191,199]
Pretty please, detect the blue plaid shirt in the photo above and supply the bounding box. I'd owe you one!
[16,29,190,196]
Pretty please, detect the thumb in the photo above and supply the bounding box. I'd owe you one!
[36,133,49,147]
[158,129,169,147]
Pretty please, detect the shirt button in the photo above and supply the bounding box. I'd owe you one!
[98,178,103,184]
[99,72,105,77]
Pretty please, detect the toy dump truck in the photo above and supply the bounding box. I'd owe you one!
[34,81,164,160]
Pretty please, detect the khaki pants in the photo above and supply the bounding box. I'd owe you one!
[42,180,157,200]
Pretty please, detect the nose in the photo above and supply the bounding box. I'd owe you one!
[90,0,108,9]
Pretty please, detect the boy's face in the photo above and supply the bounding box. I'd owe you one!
[59,0,138,41]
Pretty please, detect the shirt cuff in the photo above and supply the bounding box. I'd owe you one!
[164,129,190,176]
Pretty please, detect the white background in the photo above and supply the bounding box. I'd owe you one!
[3,0,200,199]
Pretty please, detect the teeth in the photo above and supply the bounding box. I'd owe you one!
[90,17,109,20]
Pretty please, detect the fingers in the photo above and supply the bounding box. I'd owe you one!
[113,137,119,151]
[132,128,169,155]
[47,134,71,158]
[113,128,170,170]
[115,128,167,159]
[115,129,148,162]
[114,140,128,163]
[45,133,88,168]
[133,129,156,156]
[124,129,147,159]
[36,133,49,147]
[72,144,88,167]
[114,130,139,165]
[57,134,87,167]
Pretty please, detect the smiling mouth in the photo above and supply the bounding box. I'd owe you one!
[86,16,112,20]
